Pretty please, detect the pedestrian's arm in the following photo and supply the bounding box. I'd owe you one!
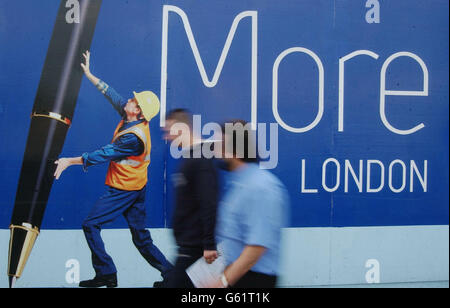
[221,245,267,287]
[213,184,287,288]
[195,160,219,260]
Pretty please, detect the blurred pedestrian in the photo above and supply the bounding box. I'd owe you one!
[160,109,219,288]
[209,120,289,288]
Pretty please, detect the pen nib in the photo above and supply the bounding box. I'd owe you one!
[9,276,16,288]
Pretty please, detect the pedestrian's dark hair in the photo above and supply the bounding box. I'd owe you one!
[166,108,192,128]
[221,119,259,163]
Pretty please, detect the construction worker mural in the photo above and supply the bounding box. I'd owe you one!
[53,51,173,288]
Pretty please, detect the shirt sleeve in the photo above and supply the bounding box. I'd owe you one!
[96,80,127,118]
[81,133,144,171]
[243,182,288,249]
[194,158,219,251]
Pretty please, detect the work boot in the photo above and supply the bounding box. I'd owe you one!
[79,273,118,288]
[153,273,171,288]
[153,280,164,288]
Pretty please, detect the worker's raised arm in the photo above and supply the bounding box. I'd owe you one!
[81,50,100,85]
[81,50,127,117]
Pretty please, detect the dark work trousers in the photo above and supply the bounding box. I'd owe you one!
[166,246,203,288]
[232,271,278,288]
[82,185,173,277]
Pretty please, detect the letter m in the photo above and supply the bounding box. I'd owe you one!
[160,5,258,129]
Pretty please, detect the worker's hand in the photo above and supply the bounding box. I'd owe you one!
[80,51,100,85]
[54,158,72,180]
[80,50,91,75]
[204,250,218,264]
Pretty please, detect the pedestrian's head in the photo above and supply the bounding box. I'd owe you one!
[163,108,193,142]
[218,119,258,170]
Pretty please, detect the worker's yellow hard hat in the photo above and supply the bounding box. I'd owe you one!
[133,91,160,121]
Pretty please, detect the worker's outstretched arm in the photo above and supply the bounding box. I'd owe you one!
[81,50,127,117]
[81,50,99,85]
[54,134,144,180]
[54,157,83,180]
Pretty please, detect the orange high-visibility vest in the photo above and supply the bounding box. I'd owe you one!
[105,120,151,191]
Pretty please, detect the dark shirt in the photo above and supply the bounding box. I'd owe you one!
[171,144,219,251]
[82,81,144,170]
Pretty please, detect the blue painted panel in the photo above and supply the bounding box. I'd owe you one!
[0,0,448,229]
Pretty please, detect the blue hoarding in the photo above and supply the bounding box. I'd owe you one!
[0,0,448,231]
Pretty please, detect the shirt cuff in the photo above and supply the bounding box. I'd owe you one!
[96,80,109,95]
[203,242,217,251]
[81,153,90,172]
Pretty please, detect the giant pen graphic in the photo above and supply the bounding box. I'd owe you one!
[8,0,102,288]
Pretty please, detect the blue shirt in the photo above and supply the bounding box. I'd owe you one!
[82,81,144,171]
[215,163,289,276]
